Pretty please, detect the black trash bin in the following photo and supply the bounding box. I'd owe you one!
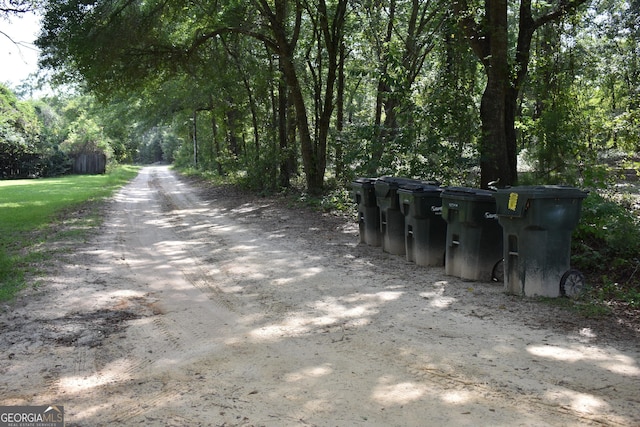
[351,178,381,246]
[441,187,503,281]
[398,183,447,267]
[494,186,588,297]
[375,177,420,255]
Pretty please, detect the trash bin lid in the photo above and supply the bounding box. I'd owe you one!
[377,176,422,186]
[397,182,443,195]
[494,185,588,217]
[375,177,424,197]
[496,185,588,199]
[441,186,495,202]
[352,177,377,186]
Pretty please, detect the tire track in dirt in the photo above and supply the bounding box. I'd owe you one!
[51,167,241,425]
[112,167,239,351]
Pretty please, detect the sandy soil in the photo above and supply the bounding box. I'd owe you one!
[1,165,639,426]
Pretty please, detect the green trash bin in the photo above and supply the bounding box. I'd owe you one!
[441,187,503,281]
[494,186,588,298]
[398,183,447,267]
[375,177,421,255]
[351,178,381,246]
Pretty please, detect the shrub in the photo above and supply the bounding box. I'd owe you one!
[572,192,640,303]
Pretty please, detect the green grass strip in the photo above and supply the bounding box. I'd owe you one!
[0,165,140,302]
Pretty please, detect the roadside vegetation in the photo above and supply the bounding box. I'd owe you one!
[572,190,640,317]
[0,166,139,302]
[1,0,639,322]
[180,165,640,322]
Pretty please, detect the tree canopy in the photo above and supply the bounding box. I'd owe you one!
[12,0,637,191]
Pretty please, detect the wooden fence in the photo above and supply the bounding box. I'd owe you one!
[72,153,107,175]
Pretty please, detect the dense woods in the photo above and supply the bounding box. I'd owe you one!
[0,0,637,191]
[0,0,626,193]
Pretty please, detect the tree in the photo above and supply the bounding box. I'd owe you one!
[0,83,40,177]
[36,0,349,194]
[453,0,590,188]
[246,0,347,193]
[35,0,629,193]
[411,11,481,184]
[361,0,443,175]
[588,0,640,154]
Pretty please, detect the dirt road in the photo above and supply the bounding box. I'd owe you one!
[2,165,639,426]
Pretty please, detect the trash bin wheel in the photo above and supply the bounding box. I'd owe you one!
[560,269,586,298]
[492,259,504,283]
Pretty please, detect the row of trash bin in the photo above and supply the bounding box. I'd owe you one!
[352,176,588,298]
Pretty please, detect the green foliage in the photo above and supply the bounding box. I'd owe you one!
[0,84,41,177]
[1,84,145,177]
[136,126,180,164]
[538,294,613,318]
[285,186,354,220]
[0,248,24,302]
[412,44,482,186]
[572,192,640,305]
[0,165,140,302]
[318,187,353,214]
[239,146,280,193]
[0,84,39,136]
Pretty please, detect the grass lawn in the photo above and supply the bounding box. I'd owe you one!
[0,165,140,302]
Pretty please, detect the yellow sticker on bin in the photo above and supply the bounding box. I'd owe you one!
[508,192,518,211]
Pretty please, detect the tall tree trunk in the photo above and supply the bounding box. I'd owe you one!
[278,57,291,188]
[480,94,519,189]
[315,0,346,190]
[225,100,240,158]
[286,88,298,178]
[368,0,396,176]
[478,0,515,188]
[367,0,440,176]
[253,0,346,194]
[335,40,346,182]
[221,37,260,159]
[454,0,587,188]
[479,76,516,188]
[278,55,321,192]
[211,108,222,176]
[257,0,322,194]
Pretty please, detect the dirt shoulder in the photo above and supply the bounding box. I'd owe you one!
[190,177,640,346]
[1,166,639,426]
